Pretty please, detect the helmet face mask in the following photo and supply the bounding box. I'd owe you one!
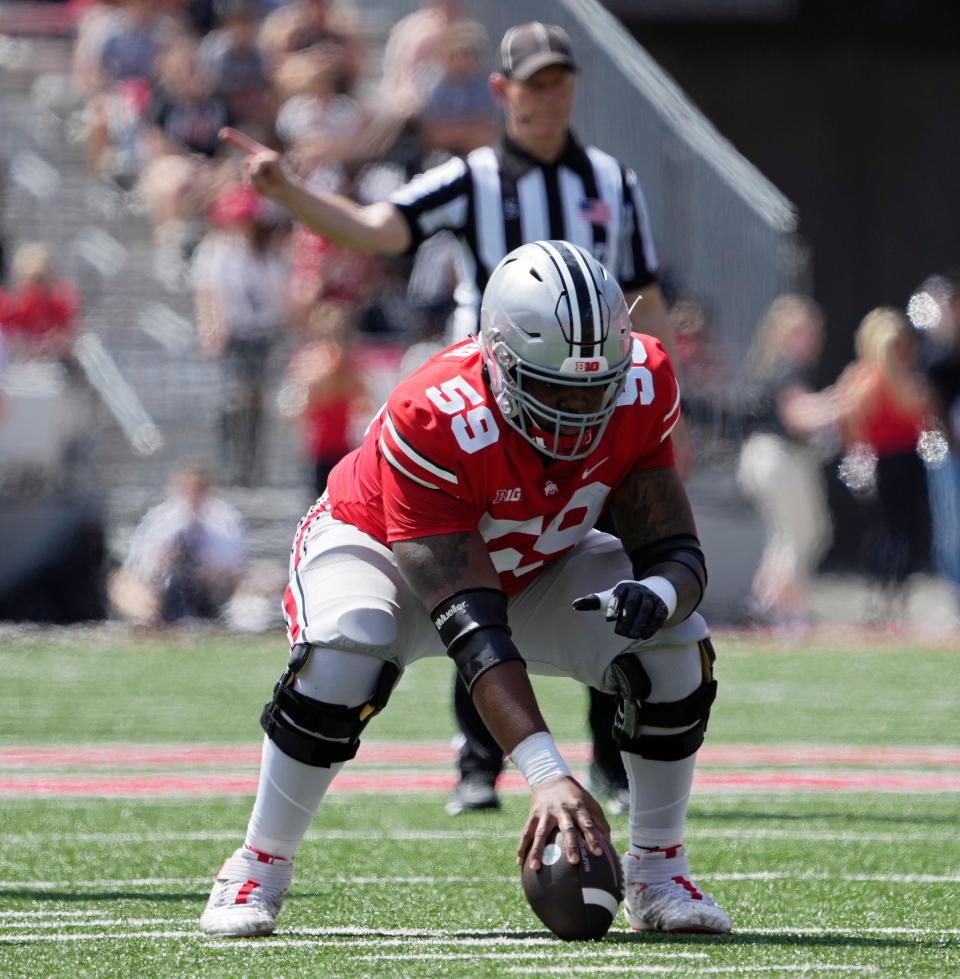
[480,240,633,461]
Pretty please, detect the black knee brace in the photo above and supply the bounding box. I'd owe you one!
[260,643,401,768]
[609,638,717,761]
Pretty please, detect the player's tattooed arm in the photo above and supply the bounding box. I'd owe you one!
[392,531,502,612]
[393,530,548,754]
[608,465,702,622]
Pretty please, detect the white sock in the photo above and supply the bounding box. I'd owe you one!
[243,647,385,860]
[624,843,692,883]
[623,750,696,850]
[244,736,341,859]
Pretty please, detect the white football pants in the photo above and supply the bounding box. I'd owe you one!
[246,511,710,857]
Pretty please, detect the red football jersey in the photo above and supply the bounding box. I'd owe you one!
[317,334,679,596]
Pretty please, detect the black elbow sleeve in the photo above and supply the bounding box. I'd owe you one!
[431,588,525,693]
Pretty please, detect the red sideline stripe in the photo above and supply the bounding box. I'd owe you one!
[2,742,960,769]
[3,770,960,796]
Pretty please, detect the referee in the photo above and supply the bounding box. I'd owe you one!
[222,21,682,815]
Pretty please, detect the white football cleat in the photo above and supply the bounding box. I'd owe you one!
[623,845,731,934]
[200,846,292,937]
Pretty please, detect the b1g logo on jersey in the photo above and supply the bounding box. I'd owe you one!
[493,487,523,503]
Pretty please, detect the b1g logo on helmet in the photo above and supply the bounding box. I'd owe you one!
[561,355,608,375]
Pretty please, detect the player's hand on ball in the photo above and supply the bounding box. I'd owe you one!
[573,580,669,640]
[219,127,289,200]
[518,777,610,871]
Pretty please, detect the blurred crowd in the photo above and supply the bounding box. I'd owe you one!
[68,0,499,492]
[735,286,960,634]
[0,0,957,632]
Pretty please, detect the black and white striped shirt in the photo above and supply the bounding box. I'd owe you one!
[389,131,659,331]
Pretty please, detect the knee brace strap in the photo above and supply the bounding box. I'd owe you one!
[610,638,717,761]
[260,643,401,768]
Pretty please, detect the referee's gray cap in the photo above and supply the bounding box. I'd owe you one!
[497,23,578,81]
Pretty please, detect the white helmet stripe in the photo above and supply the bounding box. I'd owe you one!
[536,240,601,353]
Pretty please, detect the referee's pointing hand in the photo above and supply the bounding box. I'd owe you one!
[219,127,288,200]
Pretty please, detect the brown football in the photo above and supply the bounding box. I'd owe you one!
[521,829,623,940]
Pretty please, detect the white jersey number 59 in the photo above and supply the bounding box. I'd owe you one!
[425,376,500,454]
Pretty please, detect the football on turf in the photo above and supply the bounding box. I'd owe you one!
[521,829,623,940]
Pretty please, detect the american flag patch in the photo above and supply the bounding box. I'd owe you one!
[579,198,612,224]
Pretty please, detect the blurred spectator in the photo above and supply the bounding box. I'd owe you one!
[108,460,247,625]
[416,23,498,158]
[273,47,363,180]
[82,0,179,178]
[258,0,363,93]
[668,297,733,445]
[0,243,80,362]
[737,295,839,633]
[198,0,273,137]
[836,307,934,621]
[380,0,466,117]
[138,38,236,256]
[98,0,170,85]
[288,224,374,331]
[356,255,428,341]
[193,183,292,485]
[284,303,371,496]
[72,0,125,98]
[914,274,960,612]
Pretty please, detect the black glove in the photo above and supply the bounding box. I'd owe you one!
[573,580,668,640]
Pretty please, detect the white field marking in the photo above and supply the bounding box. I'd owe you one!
[350,951,709,962]
[0,924,704,953]
[1,926,957,945]
[3,825,959,846]
[0,910,106,918]
[206,944,706,960]
[0,931,197,943]
[0,919,188,930]
[4,871,960,892]
[507,967,879,976]
[707,872,960,884]
[0,877,212,889]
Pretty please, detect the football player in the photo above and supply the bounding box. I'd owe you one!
[200,240,731,936]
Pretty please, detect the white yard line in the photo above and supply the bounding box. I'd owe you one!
[506,967,879,976]
[3,870,960,891]
[0,924,957,941]
[0,910,105,918]
[2,826,959,845]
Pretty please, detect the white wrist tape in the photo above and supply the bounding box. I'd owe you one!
[509,731,571,789]
[637,575,678,619]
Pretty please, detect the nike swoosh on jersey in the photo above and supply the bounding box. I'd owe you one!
[581,456,609,480]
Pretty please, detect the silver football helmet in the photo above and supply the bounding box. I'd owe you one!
[479,240,633,460]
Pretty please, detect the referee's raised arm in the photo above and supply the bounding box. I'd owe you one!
[219,127,412,255]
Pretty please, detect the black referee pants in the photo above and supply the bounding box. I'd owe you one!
[453,675,626,789]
